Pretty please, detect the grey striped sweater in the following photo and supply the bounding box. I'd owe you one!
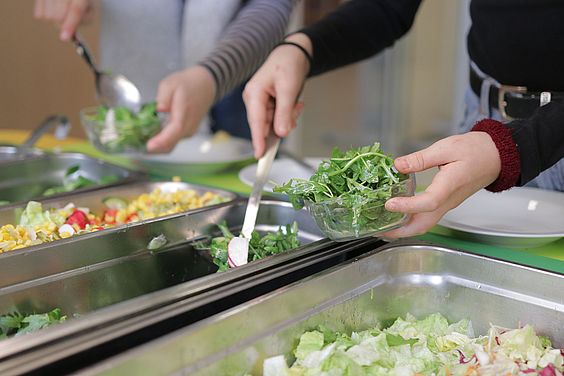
[199,0,296,100]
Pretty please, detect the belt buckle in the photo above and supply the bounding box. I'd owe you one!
[498,84,527,121]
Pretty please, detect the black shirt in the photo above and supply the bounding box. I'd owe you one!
[300,0,564,187]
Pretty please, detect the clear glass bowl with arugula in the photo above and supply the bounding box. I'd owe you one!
[80,102,162,154]
[274,143,415,241]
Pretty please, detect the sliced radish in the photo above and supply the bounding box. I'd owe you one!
[227,237,249,268]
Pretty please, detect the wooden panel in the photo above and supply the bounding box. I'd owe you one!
[0,0,99,139]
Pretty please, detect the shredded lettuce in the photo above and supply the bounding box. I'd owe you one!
[263,314,563,376]
[19,201,65,228]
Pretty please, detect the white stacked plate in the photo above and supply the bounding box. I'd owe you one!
[132,133,254,177]
[438,187,564,248]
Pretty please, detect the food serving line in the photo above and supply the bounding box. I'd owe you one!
[0,130,561,375]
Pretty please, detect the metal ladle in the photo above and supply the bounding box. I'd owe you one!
[72,34,141,113]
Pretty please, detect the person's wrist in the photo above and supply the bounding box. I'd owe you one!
[272,33,313,76]
[284,33,313,57]
[471,119,521,192]
[196,63,219,103]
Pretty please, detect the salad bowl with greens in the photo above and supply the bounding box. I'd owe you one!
[274,143,415,241]
[81,102,163,154]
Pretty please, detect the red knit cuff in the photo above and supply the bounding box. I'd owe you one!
[471,119,521,192]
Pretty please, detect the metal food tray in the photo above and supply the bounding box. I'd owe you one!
[0,152,142,206]
[0,145,44,163]
[0,200,346,374]
[80,242,564,375]
[0,180,237,261]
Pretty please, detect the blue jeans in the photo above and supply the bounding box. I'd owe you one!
[460,88,564,192]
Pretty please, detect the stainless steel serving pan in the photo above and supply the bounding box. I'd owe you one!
[80,242,564,375]
[0,145,44,163]
[0,152,141,206]
[0,200,357,374]
[0,181,237,286]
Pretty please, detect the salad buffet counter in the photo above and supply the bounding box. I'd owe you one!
[0,146,561,375]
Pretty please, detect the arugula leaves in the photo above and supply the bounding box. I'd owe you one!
[274,143,410,238]
[195,221,300,272]
[0,308,66,339]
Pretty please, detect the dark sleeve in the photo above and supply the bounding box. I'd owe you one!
[299,0,423,76]
[507,101,564,185]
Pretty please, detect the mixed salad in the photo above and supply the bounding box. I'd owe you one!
[85,103,162,153]
[195,222,300,272]
[263,313,563,376]
[274,143,411,238]
[0,187,225,253]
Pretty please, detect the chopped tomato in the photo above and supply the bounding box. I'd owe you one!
[65,210,89,229]
[103,209,118,224]
[126,212,139,222]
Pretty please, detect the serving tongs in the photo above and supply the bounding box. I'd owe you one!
[228,133,280,267]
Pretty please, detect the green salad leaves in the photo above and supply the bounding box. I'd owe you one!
[274,143,411,238]
[263,313,563,376]
[195,221,300,272]
[41,164,118,196]
[88,102,161,153]
[0,308,66,338]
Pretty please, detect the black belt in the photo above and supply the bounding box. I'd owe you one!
[469,67,564,120]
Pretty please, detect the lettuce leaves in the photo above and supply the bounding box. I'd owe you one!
[263,313,563,376]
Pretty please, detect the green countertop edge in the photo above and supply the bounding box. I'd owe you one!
[416,232,564,274]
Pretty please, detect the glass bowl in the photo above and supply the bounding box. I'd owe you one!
[80,107,162,154]
[305,174,416,241]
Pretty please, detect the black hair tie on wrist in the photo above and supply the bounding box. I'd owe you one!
[274,41,313,68]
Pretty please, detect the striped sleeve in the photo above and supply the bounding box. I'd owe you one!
[199,0,296,101]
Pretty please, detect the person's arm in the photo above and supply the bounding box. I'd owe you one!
[381,103,564,238]
[507,101,564,185]
[243,0,422,158]
[200,0,296,101]
[301,0,422,76]
[148,0,296,153]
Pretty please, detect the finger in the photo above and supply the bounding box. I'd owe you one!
[60,1,88,41]
[380,211,444,239]
[290,101,304,130]
[155,80,175,112]
[34,0,45,19]
[44,0,58,20]
[394,140,454,174]
[272,88,296,138]
[147,92,190,153]
[385,167,460,214]
[244,84,271,159]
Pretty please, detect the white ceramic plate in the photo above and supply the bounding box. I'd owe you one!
[438,187,564,248]
[131,133,254,177]
[239,157,322,192]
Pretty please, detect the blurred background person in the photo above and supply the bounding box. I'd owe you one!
[34,0,296,153]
